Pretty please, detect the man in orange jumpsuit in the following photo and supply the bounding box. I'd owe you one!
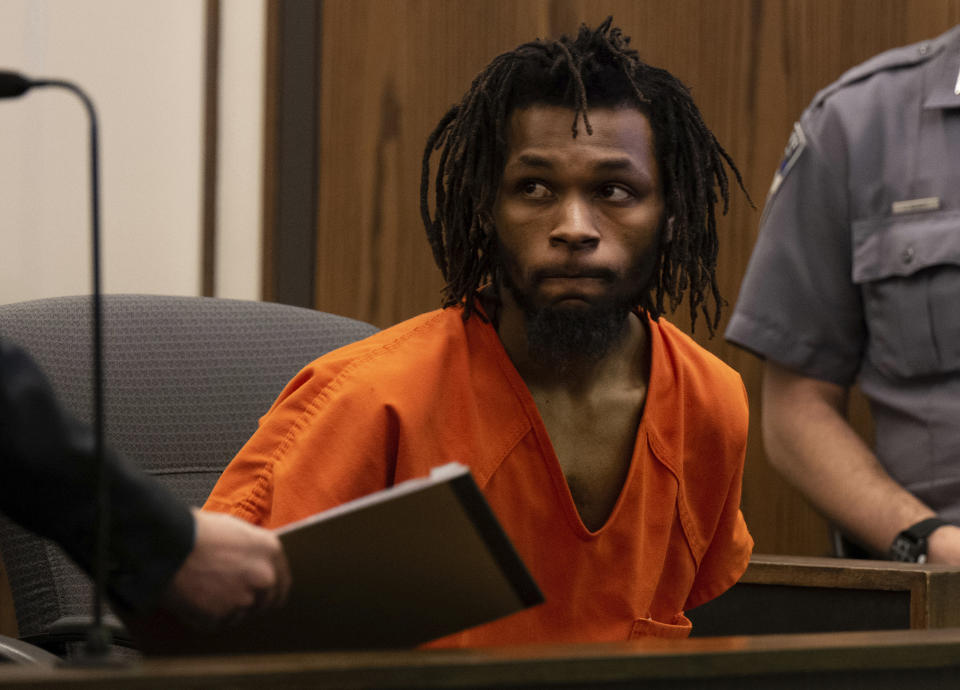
[205,18,753,643]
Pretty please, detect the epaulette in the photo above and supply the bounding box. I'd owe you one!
[811,36,941,108]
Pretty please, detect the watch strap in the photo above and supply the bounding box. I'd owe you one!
[903,517,949,540]
[890,517,949,562]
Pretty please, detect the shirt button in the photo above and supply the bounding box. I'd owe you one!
[919,43,930,55]
[902,246,915,264]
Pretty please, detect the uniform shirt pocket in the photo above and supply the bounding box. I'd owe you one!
[852,209,960,378]
[629,613,692,640]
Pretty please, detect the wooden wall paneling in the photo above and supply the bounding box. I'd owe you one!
[201,0,220,297]
[315,1,552,326]
[261,0,280,302]
[313,1,960,555]
[262,0,322,308]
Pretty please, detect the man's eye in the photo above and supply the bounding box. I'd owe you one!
[520,181,551,199]
[597,184,633,202]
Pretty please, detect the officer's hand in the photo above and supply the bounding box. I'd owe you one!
[926,524,960,566]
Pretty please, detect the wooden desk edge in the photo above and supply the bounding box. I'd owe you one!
[742,553,960,629]
[3,629,960,688]
[744,553,960,588]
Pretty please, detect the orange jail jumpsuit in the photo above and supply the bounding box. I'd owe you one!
[204,305,753,644]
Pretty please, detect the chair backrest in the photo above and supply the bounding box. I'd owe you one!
[0,294,378,649]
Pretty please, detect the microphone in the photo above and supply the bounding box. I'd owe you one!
[0,70,110,661]
[0,71,32,98]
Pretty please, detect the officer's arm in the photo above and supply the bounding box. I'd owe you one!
[762,360,960,563]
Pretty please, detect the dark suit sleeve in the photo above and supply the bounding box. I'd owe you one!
[0,337,194,613]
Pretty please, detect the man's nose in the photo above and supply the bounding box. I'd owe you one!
[549,196,600,249]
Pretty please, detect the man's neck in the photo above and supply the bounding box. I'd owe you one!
[491,290,652,531]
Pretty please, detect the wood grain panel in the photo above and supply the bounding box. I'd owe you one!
[315,1,960,555]
[0,549,16,637]
[689,554,960,635]
[9,630,960,687]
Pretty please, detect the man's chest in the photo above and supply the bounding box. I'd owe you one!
[533,390,646,532]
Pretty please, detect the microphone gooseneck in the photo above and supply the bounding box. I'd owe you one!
[0,69,110,661]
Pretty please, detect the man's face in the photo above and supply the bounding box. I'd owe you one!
[492,105,667,361]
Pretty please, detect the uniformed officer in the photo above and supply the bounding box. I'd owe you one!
[726,25,960,564]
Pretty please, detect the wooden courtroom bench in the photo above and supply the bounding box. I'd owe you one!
[688,553,960,636]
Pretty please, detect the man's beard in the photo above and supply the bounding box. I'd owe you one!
[498,252,655,369]
[522,299,633,367]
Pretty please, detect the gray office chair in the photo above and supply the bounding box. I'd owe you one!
[0,294,378,658]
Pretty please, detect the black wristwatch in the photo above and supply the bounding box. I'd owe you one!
[889,517,950,563]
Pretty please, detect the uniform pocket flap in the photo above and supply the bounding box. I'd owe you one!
[852,209,960,283]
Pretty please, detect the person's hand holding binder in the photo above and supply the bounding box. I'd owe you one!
[163,508,291,629]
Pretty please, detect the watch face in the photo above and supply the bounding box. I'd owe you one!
[890,535,923,562]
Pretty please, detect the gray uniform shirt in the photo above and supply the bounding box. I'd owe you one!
[726,25,960,521]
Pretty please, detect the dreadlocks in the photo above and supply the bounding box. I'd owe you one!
[420,17,748,334]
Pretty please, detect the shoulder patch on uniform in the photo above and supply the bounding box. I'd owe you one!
[767,122,806,199]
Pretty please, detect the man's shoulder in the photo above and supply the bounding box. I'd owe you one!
[809,28,954,112]
[315,306,469,367]
[261,306,485,421]
[295,306,485,391]
[647,318,748,478]
[650,317,747,428]
[652,317,742,387]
